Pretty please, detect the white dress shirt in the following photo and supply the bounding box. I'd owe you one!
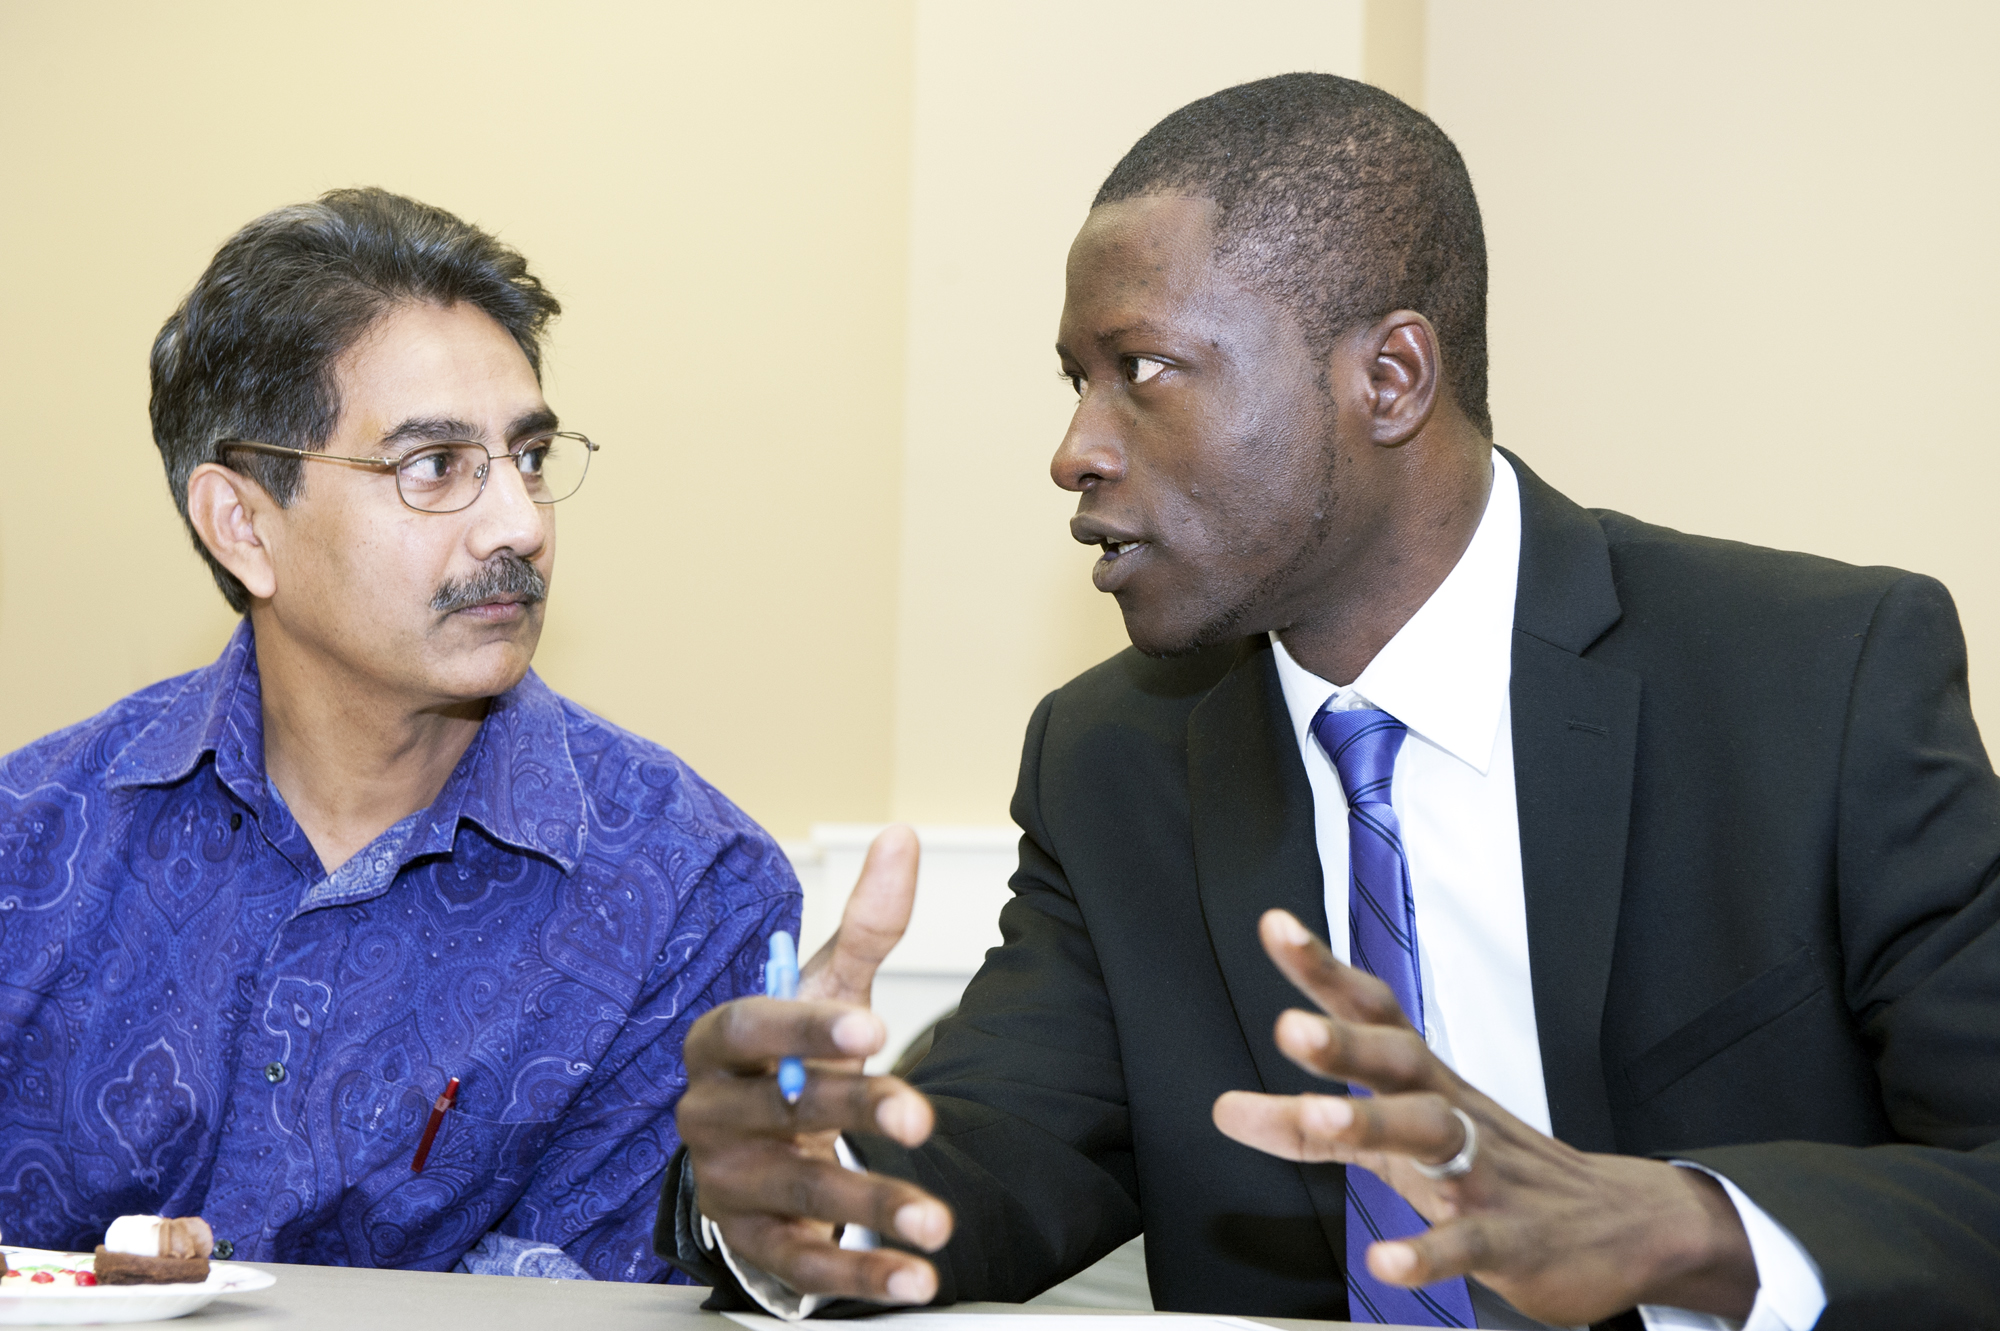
[1270,448,1546,1133]
[1270,453,1823,1331]
[720,451,1826,1330]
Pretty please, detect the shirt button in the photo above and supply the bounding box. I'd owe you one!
[264,1062,287,1084]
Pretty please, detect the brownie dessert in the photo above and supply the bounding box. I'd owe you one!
[93,1215,213,1285]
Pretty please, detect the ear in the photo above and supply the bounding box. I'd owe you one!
[186,463,279,601]
[1357,311,1443,447]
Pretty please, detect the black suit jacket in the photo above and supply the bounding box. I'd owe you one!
[665,453,2000,1327]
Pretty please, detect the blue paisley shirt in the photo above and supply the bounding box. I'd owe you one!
[0,622,798,1280]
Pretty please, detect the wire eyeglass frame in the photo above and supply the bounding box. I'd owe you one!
[216,431,598,514]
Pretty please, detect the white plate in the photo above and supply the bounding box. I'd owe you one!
[0,1248,276,1325]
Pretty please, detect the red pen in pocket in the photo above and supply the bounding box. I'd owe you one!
[410,1076,460,1172]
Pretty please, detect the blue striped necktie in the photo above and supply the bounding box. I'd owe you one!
[1310,705,1474,1328]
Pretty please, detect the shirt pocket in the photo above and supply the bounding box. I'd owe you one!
[324,1069,561,1267]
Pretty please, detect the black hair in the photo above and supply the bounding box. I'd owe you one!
[1095,73,1490,436]
[149,187,562,611]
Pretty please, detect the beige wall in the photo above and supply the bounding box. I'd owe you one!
[5,2,1995,839]
[1427,0,2000,729]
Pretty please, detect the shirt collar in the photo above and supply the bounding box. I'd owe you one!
[106,618,263,795]
[1271,450,1522,776]
[105,619,587,873]
[403,669,587,873]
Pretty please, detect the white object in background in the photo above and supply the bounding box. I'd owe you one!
[781,824,1018,1073]
[1029,1236,1153,1311]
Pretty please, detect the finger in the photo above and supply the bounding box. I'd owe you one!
[1272,1007,1440,1094]
[1213,1090,1360,1163]
[679,1068,934,1147]
[1212,1090,1466,1165]
[683,997,887,1075]
[1258,910,1408,1029]
[718,1213,942,1304]
[1336,1091,1468,1164]
[1367,1213,1502,1289]
[700,1145,953,1251]
[802,825,920,1005]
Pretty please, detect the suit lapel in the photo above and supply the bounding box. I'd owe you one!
[1185,636,1349,1259]
[1504,449,1642,1153]
[1188,635,1331,1094]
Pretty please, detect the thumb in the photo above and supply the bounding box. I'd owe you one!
[800,824,919,1005]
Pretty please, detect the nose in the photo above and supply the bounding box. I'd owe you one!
[466,453,549,563]
[1051,398,1128,494]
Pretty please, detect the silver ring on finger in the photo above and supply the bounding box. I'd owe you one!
[1409,1106,1478,1180]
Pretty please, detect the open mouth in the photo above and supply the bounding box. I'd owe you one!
[1090,538,1152,593]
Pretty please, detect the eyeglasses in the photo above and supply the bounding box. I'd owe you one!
[218,432,599,514]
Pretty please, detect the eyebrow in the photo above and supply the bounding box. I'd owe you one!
[508,408,560,443]
[378,416,479,451]
[1055,321,1178,359]
[1093,321,1176,345]
[376,408,561,452]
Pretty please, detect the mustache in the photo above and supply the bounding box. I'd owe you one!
[430,555,549,615]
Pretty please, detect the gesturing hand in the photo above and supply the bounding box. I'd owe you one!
[677,826,954,1304]
[1211,910,1759,1327]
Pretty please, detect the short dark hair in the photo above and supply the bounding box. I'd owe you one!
[149,187,562,611]
[1095,73,1490,436]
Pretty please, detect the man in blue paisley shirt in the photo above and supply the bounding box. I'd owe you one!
[0,188,909,1281]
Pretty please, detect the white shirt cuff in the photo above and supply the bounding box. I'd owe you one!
[702,1136,881,1322]
[1637,1162,1826,1331]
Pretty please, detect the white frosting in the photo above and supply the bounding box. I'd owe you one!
[104,1215,163,1256]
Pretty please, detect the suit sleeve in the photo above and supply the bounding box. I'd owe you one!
[1683,573,2000,1329]
[845,693,1145,1305]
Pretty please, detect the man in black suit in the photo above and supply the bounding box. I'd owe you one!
[663,75,2000,1328]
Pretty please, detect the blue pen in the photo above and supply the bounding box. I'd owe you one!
[765,931,807,1104]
